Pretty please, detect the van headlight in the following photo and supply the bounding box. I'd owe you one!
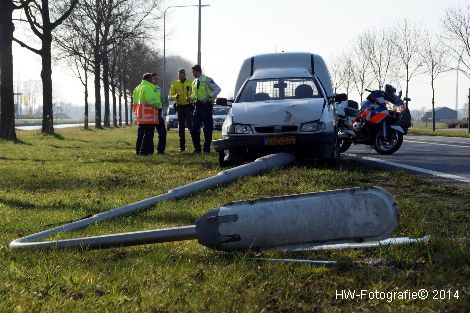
[228,124,253,134]
[300,121,325,132]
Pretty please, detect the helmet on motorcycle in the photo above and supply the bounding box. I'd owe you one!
[385,84,399,104]
[385,84,396,95]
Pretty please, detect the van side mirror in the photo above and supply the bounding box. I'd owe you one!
[216,98,232,106]
[331,93,348,103]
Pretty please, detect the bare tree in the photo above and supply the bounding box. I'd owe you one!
[56,30,93,129]
[57,0,160,129]
[443,3,470,75]
[0,0,32,140]
[443,2,470,132]
[328,55,344,93]
[339,52,354,96]
[13,0,78,134]
[109,45,121,127]
[20,79,42,116]
[392,19,423,106]
[73,52,92,130]
[101,0,161,128]
[421,32,448,132]
[351,39,373,102]
[359,29,395,90]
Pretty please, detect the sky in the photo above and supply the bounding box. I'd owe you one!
[12,0,470,115]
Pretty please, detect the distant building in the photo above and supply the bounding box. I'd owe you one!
[421,107,458,122]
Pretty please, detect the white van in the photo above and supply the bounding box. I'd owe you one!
[213,52,345,166]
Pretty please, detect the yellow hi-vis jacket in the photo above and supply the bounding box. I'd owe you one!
[168,79,193,105]
[192,75,214,102]
[132,80,161,125]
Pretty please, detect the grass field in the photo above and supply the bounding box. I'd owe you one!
[409,121,470,138]
[408,128,470,138]
[1,127,469,312]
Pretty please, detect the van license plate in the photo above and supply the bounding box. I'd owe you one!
[264,136,296,146]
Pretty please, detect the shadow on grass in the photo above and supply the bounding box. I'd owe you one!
[0,168,144,192]
[13,138,33,145]
[54,133,65,140]
[0,156,52,162]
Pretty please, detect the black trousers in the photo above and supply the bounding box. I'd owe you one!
[177,104,194,151]
[154,109,167,154]
[136,124,156,155]
[191,102,213,152]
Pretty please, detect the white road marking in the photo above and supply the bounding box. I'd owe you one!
[346,153,470,184]
[404,140,470,148]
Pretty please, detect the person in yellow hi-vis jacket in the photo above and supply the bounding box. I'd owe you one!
[132,73,161,155]
[168,68,194,152]
[190,64,221,153]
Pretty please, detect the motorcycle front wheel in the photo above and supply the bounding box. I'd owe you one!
[373,128,403,155]
[339,139,352,153]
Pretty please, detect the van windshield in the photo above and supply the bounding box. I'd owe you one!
[237,78,322,103]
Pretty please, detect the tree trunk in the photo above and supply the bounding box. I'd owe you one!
[84,69,89,130]
[0,1,17,140]
[102,57,111,127]
[129,92,133,126]
[112,82,117,127]
[124,81,129,126]
[118,80,122,127]
[468,88,470,134]
[41,34,54,134]
[432,81,435,132]
[94,23,102,129]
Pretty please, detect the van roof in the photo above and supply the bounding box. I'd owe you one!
[251,67,312,80]
[234,52,333,98]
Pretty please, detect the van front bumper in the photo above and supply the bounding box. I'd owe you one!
[213,132,336,156]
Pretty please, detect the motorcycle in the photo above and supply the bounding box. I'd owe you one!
[337,84,410,155]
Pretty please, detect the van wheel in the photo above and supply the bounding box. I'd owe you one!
[324,145,340,168]
[218,150,229,167]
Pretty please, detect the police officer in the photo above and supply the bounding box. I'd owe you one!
[132,73,161,155]
[151,73,167,154]
[190,64,221,153]
[168,68,194,152]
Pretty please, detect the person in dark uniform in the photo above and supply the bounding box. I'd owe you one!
[190,64,221,153]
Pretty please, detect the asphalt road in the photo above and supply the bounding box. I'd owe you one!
[346,135,470,184]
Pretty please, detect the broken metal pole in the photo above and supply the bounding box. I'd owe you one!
[10,153,295,250]
[11,187,399,252]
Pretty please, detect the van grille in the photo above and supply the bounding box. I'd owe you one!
[255,126,298,133]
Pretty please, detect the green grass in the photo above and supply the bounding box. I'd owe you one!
[409,121,470,138]
[411,121,448,129]
[409,128,470,138]
[1,127,469,312]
